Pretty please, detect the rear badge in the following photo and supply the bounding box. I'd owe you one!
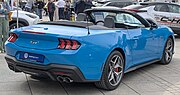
[30,41,39,44]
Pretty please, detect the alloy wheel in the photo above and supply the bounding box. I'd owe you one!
[165,38,173,63]
[108,55,123,86]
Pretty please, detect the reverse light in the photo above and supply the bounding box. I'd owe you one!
[7,33,18,42]
[58,38,81,50]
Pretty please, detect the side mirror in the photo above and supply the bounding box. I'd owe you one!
[150,24,158,30]
[146,18,158,30]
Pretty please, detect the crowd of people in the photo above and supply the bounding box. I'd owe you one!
[23,0,93,21]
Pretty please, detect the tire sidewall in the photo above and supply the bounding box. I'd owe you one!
[9,23,25,30]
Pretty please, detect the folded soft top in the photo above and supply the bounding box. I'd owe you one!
[38,20,94,28]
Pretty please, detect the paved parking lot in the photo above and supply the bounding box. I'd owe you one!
[0,37,180,95]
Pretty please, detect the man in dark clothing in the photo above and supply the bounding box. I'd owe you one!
[74,0,86,15]
[75,0,94,15]
[35,0,45,19]
[47,0,55,21]
[85,0,93,9]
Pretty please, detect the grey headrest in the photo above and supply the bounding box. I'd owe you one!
[76,13,87,21]
[104,17,115,28]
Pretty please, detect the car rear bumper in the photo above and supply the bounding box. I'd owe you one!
[5,55,97,82]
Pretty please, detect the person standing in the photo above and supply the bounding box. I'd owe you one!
[25,0,34,12]
[56,0,65,19]
[47,0,55,21]
[43,2,48,16]
[64,0,70,20]
[85,0,93,9]
[74,0,86,15]
[35,0,45,20]
[54,0,59,21]
[0,0,11,52]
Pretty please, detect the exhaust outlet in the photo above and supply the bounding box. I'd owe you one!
[64,77,73,83]
[57,76,73,83]
[57,76,64,82]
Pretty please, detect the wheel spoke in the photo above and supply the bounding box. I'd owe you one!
[114,56,119,64]
[165,52,169,61]
[111,55,119,64]
[112,74,116,84]
[114,62,122,69]
[108,69,113,79]
[114,70,122,77]
[109,72,115,82]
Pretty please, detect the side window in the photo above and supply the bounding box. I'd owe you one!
[116,13,145,28]
[116,13,143,25]
[154,4,169,12]
[107,2,116,6]
[116,2,125,8]
[169,5,180,13]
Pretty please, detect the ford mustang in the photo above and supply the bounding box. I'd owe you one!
[4,7,175,90]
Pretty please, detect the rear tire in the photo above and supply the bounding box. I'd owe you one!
[9,22,25,30]
[95,51,124,90]
[160,37,174,65]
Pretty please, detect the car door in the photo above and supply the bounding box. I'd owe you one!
[149,4,171,27]
[116,13,159,66]
[168,4,180,30]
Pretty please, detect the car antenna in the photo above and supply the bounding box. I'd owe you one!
[86,14,90,35]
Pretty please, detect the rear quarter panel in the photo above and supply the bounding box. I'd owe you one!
[71,29,133,73]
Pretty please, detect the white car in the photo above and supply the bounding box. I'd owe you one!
[123,2,180,36]
[102,0,137,8]
[10,10,39,29]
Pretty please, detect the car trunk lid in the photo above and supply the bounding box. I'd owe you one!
[13,24,88,50]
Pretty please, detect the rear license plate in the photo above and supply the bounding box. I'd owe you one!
[19,52,44,63]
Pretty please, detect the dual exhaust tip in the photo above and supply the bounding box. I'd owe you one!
[57,76,73,83]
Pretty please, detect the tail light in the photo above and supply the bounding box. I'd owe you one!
[7,33,18,42]
[58,38,81,50]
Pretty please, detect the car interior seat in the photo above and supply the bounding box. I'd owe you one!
[104,17,115,28]
[76,13,87,21]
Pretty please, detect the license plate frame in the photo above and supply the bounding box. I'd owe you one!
[19,52,44,63]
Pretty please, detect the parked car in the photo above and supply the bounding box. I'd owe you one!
[93,0,137,7]
[123,2,180,36]
[5,7,175,90]
[0,3,39,30]
[102,0,137,8]
[9,10,39,29]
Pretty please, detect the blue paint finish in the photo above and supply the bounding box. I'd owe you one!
[5,24,174,81]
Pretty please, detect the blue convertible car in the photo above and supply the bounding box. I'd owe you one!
[5,7,174,90]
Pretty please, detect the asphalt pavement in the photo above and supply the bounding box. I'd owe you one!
[0,37,180,95]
